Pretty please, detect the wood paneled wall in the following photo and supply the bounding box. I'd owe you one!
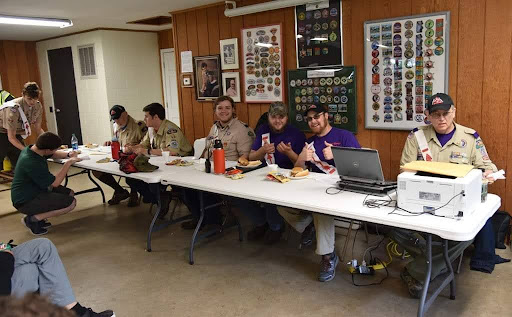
[158,29,174,49]
[172,0,512,210]
[0,40,47,145]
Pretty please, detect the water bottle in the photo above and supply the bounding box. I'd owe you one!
[213,139,225,174]
[71,134,78,151]
[111,136,121,161]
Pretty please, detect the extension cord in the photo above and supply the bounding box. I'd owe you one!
[348,263,386,274]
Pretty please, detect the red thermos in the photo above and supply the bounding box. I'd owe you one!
[111,138,121,160]
[213,139,225,174]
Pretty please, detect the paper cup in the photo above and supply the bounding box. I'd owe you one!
[268,164,278,172]
[162,151,170,162]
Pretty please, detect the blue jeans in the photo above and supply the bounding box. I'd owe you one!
[234,198,283,231]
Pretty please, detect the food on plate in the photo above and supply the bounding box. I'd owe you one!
[85,143,98,148]
[166,159,193,166]
[266,172,290,183]
[290,167,309,178]
[238,157,261,167]
[60,145,68,149]
[226,168,242,176]
[226,173,245,180]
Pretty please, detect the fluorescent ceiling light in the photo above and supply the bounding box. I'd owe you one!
[0,15,73,28]
[225,0,328,17]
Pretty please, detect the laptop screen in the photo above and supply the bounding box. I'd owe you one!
[331,147,385,181]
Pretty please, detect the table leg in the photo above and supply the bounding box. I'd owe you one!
[418,234,432,317]
[86,170,105,204]
[189,191,205,265]
[417,235,456,317]
[146,184,162,252]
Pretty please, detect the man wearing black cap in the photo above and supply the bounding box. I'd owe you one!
[92,105,147,206]
[396,92,501,298]
[277,104,360,283]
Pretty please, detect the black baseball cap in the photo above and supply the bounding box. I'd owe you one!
[304,104,326,116]
[110,105,125,120]
[426,93,453,113]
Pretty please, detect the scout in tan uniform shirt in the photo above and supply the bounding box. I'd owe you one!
[206,117,255,161]
[126,103,191,217]
[138,119,192,156]
[394,93,502,299]
[180,95,255,231]
[0,82,44,169]
[93,105,148,206]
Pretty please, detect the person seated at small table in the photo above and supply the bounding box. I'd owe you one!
[0,238,115,317]
[125,103,192,214]
[11,132,81,235]
[238,102,305,244]
[93,105,147,206]
[277,105,360,282]
[394,93,509,298]
[181,96,255,230]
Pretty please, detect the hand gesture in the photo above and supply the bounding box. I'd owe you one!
[483,170,495,184]
[261,141,275,154]
[322,141,333,160]
[133,147,147,155]
[68,156,81,164]
[68,151,79,158]
[276,141,292,154]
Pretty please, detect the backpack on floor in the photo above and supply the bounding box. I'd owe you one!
[491,211,511,249]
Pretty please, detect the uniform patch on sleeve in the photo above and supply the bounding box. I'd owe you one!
[138,121,143,126]
[169,140,179,148]
[475,138,489,159]
[167,128,178,134]
[473,131,480,139]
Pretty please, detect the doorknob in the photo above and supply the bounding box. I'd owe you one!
[55,108,61,113]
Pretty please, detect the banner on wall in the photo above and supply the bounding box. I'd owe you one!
[364,11,450,130]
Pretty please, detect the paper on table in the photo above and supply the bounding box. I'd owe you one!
[401,161,474,178]
[78,154,90,160]
[489,169,506,180]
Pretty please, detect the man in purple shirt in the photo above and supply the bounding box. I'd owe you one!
[278,104,360,282]
[239,102,306,244]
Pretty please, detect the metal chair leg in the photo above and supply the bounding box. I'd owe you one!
[341,220,354,262]
[456,253,463,274]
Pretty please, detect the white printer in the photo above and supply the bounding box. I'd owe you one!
[397,169,482,218]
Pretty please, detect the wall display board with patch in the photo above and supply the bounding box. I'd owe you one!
[241,24,284,103]
[295,0,343,68]
[364,12,450,130]
[288,66,357,133]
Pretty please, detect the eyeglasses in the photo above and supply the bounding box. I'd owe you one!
[305,112,324,122]
[429,110,453,120]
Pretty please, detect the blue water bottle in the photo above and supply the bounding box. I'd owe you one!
[71,133,78,151]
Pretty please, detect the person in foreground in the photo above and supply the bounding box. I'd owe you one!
[11,132,80,235]
[277,104,360,282]
[125,103,192,216]
[93,105,147,206]
[0,238,115,317]
[238,102,305,244]
[396,92,510,298]
[181,96,255,230]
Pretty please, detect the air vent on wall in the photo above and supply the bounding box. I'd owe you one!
[78,45,96,77]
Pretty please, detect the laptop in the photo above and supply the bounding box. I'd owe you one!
[331,147,396,195]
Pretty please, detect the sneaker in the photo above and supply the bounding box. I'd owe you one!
[21,216,48,236]
[247,223,269,241]
[400,268,423,299]
[108,189,130,205]
[80,307,115,317]
[318,253,339,282]
[263,229,282,245]
[127,192,140,207]
[300,222,315,247]
[38,219,52,229]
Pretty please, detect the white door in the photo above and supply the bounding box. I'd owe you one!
[160,48,181,127]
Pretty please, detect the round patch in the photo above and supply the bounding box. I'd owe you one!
[404,49,414,59]
[404,40,413,49]
[405,70,415,79]
[372,102,380,110]
[340,77,348,85]
[371,85,381,94]
[326,78,333,86]
[322,23,329,31]
[434,46,444,56]
[333,96,340,103]
[320,95,327,103]
[298,12,306,20]
[425,29,435,38]
[372,50,379,58]
[460,139,467,148]
[341,116,348,124]
[372,57,380,65]
[340,96,349,103]
[405,21,413,29]
[383,67,392,76]
[373,94,380,102]
[425,19,434,29]
[296,114,303,122]
[296,104,301,111]
[383,77,392,86]
[384,87,392,96]
[330,8,338,16]
[170,140,179,148]
[373,113,380,122]
[340,86,347,94]
[405,30,413,39]
[434,37,444,46]
[308,79,313,86]
[372,65,380,74]
[326,87,333,94]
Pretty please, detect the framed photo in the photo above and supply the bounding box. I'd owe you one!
[364,11,450,130]
[222,72,241,102]
[220,38,239,70]
[180,73,194,88]
[241,23,284,103]
[193,55,222,101]
[295,0,343,68]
